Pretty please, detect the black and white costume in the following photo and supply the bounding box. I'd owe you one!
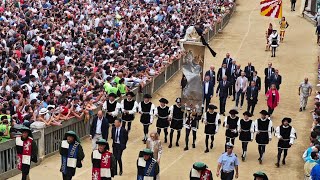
[168,98,185,148]
[255,117,273,163]
[184,109,199,151]
[154,100,170,143]
[203,108,219,153]
[238,113,254,161]
[274,118,296,167]
[120,98,138,133]
[269,30,280,57]
[138,100,155,143]
[103,99,120,125]
[224,113,239,152]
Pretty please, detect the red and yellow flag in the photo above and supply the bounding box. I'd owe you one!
[260,0,282,19]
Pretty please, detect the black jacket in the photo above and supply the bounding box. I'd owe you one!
[203,81,214,97]
[111,126,128,150]
[222,58,233,68]
[244,65,255,79]
[264,67,275,81]
[205,70,216,86]
[217,67,229,81]
[246,86,259,102]
[250,76,261,91]
[269,74,282,89]
[90,116,109,139]
[216,81,230,98]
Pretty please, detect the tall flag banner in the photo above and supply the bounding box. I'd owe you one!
[260,0,282,19]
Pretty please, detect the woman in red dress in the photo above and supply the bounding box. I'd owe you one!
[266,83,280,116]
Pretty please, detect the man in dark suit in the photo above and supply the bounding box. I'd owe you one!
[217,63,228,81]
[90,110,109,150]
[269,69,282,90]
[112,119,128,176]
[244,62,255,79]
[264,63,275,94]
[216,75,230,116]
[246,81,259,115]
[203,75,214,111]
[250,71,261,91]
[205,65,216,87]
[222,53,233,69]
[228,62,239,101]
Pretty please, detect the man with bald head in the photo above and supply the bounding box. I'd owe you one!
[299,78,312,112]
[216,75,230,116]
[90,110,109,150]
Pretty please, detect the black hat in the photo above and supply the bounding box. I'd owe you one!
[126,91,135,97]
[143,94,152,99]
[19,126,32,137]
[229,109,238,115]
[282,117,292,123]
[175,98,181,103]
[253,171,268,180]
[108,93,117,98]
[243,111,252,117]
[208,104,217,110]
[193,162,207,171]
[159,98,169,104]
[259,110,269,116]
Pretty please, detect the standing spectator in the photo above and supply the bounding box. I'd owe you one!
[216,76,230,116]
[60,131,85,180]
[205,65,216,88]
[304,152,319,180]
[90,110,109,150]
[181,74,188,90]
[111,119,128,176]
[266,83,280,116]
[235,71,248,110]
[269,69,282,90]
[246,81,259,115]
[311,162,320,180]
[264,63,275,94]
[299,78,313,112]
[146,131,163,165]
[203,75,214,111]
[244,62,255,80]
[216,143,239,180]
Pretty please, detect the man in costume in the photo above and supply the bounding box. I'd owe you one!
[253,171,268,180]
[238,111,254,161]
[60,131,85,180]
[137,148,160,180]
[203,104,219,153]
[274,117,296,167]
[224,109,239,152]
[138,94,155,144]
[103,93,120,131]
[91,139,117,180]
[269,30,280,57]
[154,98,170,143]
[184,107,199,151]
[190,162,213,180]
[168,98,185,148]
[254,110,273,164]
[120,91,138,134]
[16,126,38,180]
[279,17,289,42]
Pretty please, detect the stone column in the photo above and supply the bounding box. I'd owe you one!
[306,0,312,11]
[31,122,46,159]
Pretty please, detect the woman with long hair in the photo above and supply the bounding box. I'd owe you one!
[266,83,280,116]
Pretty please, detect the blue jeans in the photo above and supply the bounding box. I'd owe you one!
[235,89,245,107]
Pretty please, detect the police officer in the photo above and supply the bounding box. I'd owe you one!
[216,143,239,180]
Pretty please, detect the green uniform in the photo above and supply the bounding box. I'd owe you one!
[117,84,126,95]
[113,76,121,84]
[103,82,112,92]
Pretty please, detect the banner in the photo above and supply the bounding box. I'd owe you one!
[260,0,282,19]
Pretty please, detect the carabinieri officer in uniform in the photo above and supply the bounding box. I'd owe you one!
[154,98,170,143]
[216,143,239,180]
[238,111,254,161]
[203,104,220,153]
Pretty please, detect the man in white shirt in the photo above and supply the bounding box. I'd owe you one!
[235,72,248,109]
[90,111,109,150]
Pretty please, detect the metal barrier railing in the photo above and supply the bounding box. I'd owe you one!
[0,131,41,179]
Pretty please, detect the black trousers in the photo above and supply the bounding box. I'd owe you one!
[221,170,234,180]
[235,89,245,107]
[113,143,124,172]
[62,174,73,180]
[143,124,150,140]
[157,128,168,141]
[22,173,29,180]
[277,148,288,163]
[122,121,132,132]
[219,96,227,114]
[291,1,296,10]
[185,128,196,147]
[205,134,214,149]
[203,94,211,111]
[268,106,275,115]
[271,47,277,56]
[258,145,266,159]
[247,100,257,114]
[169,129,181,145]
[225,137,235,152]
[264,81,270,94]
[228,82,236,99]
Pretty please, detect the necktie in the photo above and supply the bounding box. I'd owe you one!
[275,75,277,80]
[269,69,271,77]
[251,87,254,97]
[223,81,226,86]
[116,129,119,142]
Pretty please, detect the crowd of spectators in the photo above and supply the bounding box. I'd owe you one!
[0,0,235,142]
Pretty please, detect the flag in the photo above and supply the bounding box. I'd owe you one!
[260,0,282,19]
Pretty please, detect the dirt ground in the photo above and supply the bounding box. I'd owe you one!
[10,0,318,179]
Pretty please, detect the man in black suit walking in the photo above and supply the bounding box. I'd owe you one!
[246,81,259,115]
[217,63,228,81]
[250,71,261,91]
[264,63,275,94]
[90,110,109,150]
[269,69,282,90]
[216,75,230,116]
[205,65,216,87]
[222,53,233,69]
[112,119,128,176]
[203,75,214,111]
[244,62,255,80]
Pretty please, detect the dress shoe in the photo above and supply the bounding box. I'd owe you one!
[275,163,280,167]
[176,142,179,147]
[303,107,306,110]
[282,159,286,165]
[168,144,172,148]
[119,171,123,176]
[210,143,213,149]
[258,158,262,164]
[299,108,302,112]
[222,113,225,116]
[184,147,188,151]
[241,156,245,161]
[192,144,195,148]
[204,149,209,153]
[232,99,235,101]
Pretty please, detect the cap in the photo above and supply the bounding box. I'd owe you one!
[192,162,207,171]
[96,139,108,145]
[253,171,268,180]
[142,148,153,155]
[159,98,169,104]
[226,142,234,148]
